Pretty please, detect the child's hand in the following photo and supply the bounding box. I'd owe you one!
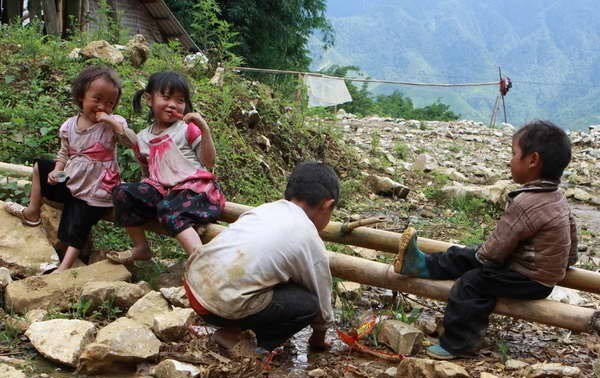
[308,329,331,351]
[183,112,209,131]
[47,169,59,185]
[96,112,112,124]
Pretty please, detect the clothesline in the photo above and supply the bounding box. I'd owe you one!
[232,66,499,87]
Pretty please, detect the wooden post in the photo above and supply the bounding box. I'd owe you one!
[4,0,23,23]
[43,0,62,35]
[2,162,600,296]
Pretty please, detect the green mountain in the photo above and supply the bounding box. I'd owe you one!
[310,0,600,129]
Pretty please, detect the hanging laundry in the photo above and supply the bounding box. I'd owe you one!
[304,75,353,107]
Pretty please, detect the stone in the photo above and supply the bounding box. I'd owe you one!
[442,180,515,208]
[479,374,499,378]
[256,134,271,152]
[505,359,529,370]
[566,187,592,202]
[336,281,362,299]
[308,368,327,377]
[153,359,205,378]
[377,320,423,355]
[4,260,131,314]
[547,286,586,306]
[81,281,150,310]
[412,154,438,172]
[365,175,410,198]
[80,40,124,64]
[209,66,225,86]
[0,200,59,276]
[435,167,467,182]
[0,267,12,288]
[414,313,442,336]
[384,367,398,377]
[40,204,61,248]
[25,309,47,323]
[160,286,190,308]
[0,363,26,378]
[352,246,379,260]
[85,317,160,364]
[126,34,150,67]
[25,319,96,367]
[127,291,170,327]
[152,307,197,341]
[67,47,81,60]
[396,357,469,378]
[525,362,581,377]
[183,52,209,70]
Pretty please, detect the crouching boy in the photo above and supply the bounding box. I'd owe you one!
[184,162,339,353]
[394,120,578,359]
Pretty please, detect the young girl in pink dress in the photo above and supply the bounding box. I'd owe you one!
[4,65,136,271]
[108,71,225,263]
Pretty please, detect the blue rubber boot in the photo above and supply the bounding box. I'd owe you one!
[393,227,431,278]
[426,344,457,360]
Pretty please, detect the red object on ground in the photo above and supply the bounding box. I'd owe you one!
[336,315,404,362]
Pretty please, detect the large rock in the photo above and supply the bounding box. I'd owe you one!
[396,357,469,378]
[152,307,197,341]
[79,317,160,373]
[126,34,150,67]
[377,320,423,355]
[525,362,581,377]
[81,40,124,64]
[127,291,170,327]
[412,154,438,172]
[0,201,59,276]
[25,319,96,367]
[0,363,26,378]
[152,359,205,378]
[547,286,586,306]
[0,267,12,288]
[160,286,190,308]
[81,281,150,310]
[442,180,515,208]
[4,260,131,313]
[365,175,410,198]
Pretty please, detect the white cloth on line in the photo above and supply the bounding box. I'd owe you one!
[304,75,352,107]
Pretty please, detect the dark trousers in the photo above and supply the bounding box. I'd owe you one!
[426,246,553,355]
[202,283,320,351]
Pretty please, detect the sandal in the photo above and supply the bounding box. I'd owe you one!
[4,201,42,227]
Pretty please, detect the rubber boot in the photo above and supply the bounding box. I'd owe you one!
[393,227,431,277]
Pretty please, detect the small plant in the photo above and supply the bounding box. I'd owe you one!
[70,298,92,319]
[393,141,409,160]
[391,301,422,324]
[370,131,381,155]
[497,340,511,362]
[0,322,21,348]
[93,297,122,321]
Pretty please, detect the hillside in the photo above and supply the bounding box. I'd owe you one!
[311,0,600,129]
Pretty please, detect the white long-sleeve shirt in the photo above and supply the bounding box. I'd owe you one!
[185,200,334,331]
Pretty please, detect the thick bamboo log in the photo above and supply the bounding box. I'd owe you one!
[3,163,600,294]
[220,203,600,295]
[199,223,600,333]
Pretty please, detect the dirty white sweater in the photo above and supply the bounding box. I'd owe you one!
[185,200,334,331]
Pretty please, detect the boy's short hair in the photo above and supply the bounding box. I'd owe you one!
[71,65,122,108]
[285,162,340,206]
[513,120,572,181]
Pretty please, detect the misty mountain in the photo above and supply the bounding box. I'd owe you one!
[310,0,600,129]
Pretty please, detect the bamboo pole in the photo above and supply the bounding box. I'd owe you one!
[2,163,600,295]
[198,223,600,333]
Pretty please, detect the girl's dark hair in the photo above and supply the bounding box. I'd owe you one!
[71,65,122,108]
[284,162,340,206]
[513,120,572,180]
[132,71,194,120]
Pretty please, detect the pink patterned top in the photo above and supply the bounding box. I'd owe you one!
[135,120,225,208]
[56,115,136,207]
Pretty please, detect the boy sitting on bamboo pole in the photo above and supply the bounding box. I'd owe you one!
[184,162,339,355]
[394,120,578,360]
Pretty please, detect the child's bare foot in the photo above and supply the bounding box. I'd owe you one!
[106,246,152,264]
